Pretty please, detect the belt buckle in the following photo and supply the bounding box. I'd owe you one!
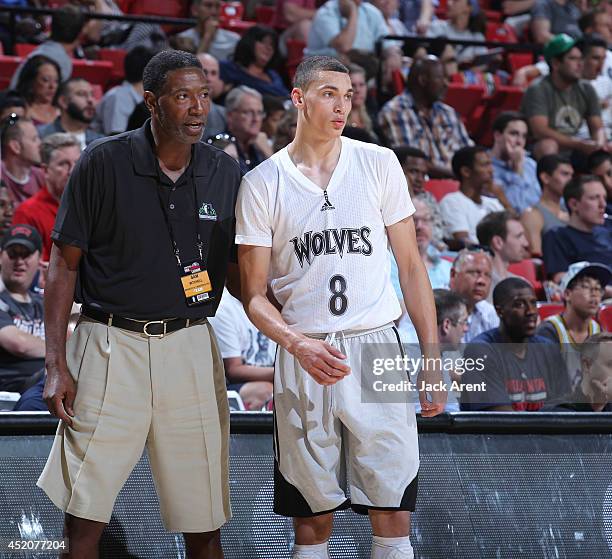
[143,320,167,338]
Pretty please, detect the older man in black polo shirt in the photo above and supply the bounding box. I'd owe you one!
[37,50,241,558]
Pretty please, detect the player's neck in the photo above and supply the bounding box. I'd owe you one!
[288,129,342,169]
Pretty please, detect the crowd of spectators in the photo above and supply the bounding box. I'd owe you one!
[0,0,611,414]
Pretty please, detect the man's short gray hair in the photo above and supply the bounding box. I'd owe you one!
[41,132,80,165]
[225,86,262,113]
[452,248,492,272]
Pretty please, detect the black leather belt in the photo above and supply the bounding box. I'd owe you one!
[82,306,203,338]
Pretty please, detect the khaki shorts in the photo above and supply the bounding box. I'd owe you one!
[37,317,231,533]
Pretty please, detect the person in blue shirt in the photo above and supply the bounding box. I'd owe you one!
[459,277,571,411]
[490,111,541,215]
[542,175,612,298]
[220,25,289,98]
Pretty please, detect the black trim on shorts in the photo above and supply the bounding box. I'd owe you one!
[273,460,351,517]
[351,473,419,515]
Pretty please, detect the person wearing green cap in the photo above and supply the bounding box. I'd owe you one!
[520,33,608,156]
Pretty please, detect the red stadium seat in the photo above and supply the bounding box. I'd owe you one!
[443,83,486,121]
[473,85,525,145]
[537,302,564,321]
[286,39,306,81]
[71,59,114,88]
[255,5,277,26]
[485,22,518,43]
[508,259,545,298]
[424,179,460,202]
[99,48,127,82]
[220,1,244,21]
[14,43,37,57]
[598,305,612,332]
[0,55,22,90]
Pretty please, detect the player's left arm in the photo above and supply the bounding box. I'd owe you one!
[387,217,447,416]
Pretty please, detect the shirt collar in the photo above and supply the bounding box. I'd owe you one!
[130,119,211,178]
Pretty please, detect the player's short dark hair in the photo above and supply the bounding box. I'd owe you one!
[577,33,608,56]
[50,5,86,44]
[536,154,571,185]
[125,46,157,84]
[434,289,467,326]
[143,50,203,97]
[293,55,349,90]
[563,174,604,214]
[587,149,611,171]
[492,277,533,308]
[451,145,488,180]
[393,146,428,167]
[492,111,528,134]
[476,211,517,248]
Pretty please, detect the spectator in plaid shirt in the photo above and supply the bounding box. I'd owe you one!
[378,57,473,178]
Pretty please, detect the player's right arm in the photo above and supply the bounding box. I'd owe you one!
[238,244,350,386]
[43,243,82,426]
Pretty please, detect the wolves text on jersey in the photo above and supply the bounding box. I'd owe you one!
[290,227,373,268]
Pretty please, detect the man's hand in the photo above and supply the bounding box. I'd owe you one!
[338,0,357,18]
[289,336,351,386]
[415,18,430,34]
[417,366,447,417]
[43,364,76,426]
[202,17,219,38]
[505,138,525,174]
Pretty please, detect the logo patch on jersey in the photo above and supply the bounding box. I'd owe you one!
[321,190,335,211]
[199,202,217,220]
[290,227,372,267]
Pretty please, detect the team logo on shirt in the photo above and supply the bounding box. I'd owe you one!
[290,227,372,267]
[199,202,217,221]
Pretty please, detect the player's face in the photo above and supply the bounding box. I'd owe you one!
[499,287,538,338]
[146,68,210,144]
[565,275,603,318]
[294,71,353,137]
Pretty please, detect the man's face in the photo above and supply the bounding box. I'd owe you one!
[44,145,80,201]
[592,158,612,198]
[423,62,448,102]
[226,94,264,142]
[195,0,221,21]
[565,275,604,319]
[592,12,612,44]
[197,54,224,100]
[16,121,42,166]
[544,163,574,196]
[262,109,284,138]
[451,253,492,306]
[146,68,210,144]
[62,80,96,124]
[0,244,40,292]
[403,156,428,196]
[442,304,469,348]
[498,287,538,338]
[582,46,607,80]
[0,188,14,237]
[467,151,493,185]
[582,342,612,401]
[570,181,607,227]
[499,219,529,263]
[495,119,527,157]
[293,71,353,138]
[413,198,433,253]
[557,48,583,82]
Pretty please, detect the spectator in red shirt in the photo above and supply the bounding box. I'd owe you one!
[12,133,80,263]
[0,115,45,206]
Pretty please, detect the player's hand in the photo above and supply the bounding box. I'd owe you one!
[417,369,447,417]
[43,364,76,427]
[290,337,351,386]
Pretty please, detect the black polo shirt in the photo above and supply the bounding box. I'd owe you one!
[52,121,242,320]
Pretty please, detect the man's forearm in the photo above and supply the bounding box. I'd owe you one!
[227,362,274,383]
[284,3,315,23]
[330,8,358,53]
[244,294,303,353]
[44,248,78,368]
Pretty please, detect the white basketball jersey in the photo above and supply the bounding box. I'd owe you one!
[235,137,415,334]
